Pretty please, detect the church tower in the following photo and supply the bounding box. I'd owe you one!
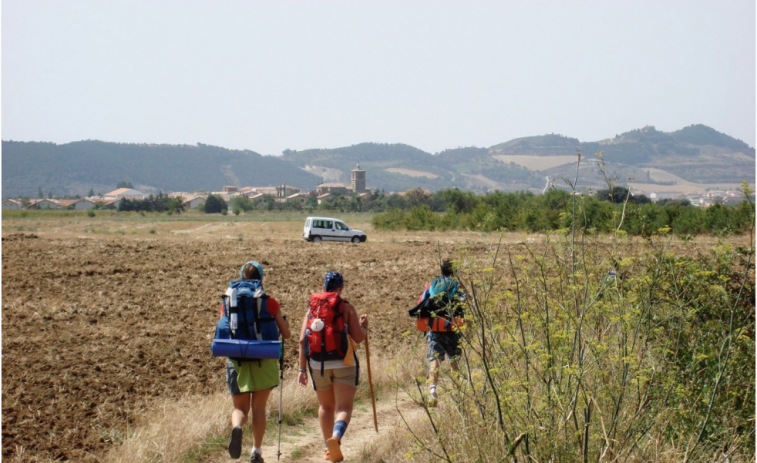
[351,164,366,193]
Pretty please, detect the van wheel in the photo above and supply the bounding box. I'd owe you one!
[313,236,322,243]
[351,236,360,243]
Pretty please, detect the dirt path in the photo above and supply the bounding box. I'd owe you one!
[208,390,421,463]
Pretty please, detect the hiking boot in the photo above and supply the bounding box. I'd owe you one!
[229,425,243,459]
[326,437,344,462]
[323,449,331,460]
[249,452,264,463]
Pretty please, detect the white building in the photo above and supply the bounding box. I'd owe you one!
[183,195,207,210]
[2,199,22,210]
[103,188,145,200]
[72,199,97,210]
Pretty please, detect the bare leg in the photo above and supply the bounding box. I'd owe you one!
[332,381,358,432]
[316,388,336,442]
[229,393,251,458]
[450,359,460,373]
[428,358,441,388]
[251,387,273,447]
[231,393,252,427]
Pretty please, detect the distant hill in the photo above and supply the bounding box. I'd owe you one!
[2,125,753,199]
[491,134,581,156]
[282,143,541,192]
[488,125,754,188]
[2,141,321,198]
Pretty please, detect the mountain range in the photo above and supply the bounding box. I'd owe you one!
[2,124,753,199]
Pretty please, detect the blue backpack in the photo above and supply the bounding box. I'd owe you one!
[428,276,459,300]
[211,277,281,360]
[408,276,465,320]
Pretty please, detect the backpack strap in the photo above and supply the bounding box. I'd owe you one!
[254,297,264,340]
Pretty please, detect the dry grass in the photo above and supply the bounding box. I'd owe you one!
[353,417,427,463]
[102,393,229,463]
[103,341,424,462]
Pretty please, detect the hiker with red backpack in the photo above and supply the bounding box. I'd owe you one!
[297,271,369,462]
[212,261,291,463]
[409,259,466,407]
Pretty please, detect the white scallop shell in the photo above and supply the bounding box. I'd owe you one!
[311,318,324,332]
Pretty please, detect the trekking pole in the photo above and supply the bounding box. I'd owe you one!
[277,324,285,460]
[364,329,379,432]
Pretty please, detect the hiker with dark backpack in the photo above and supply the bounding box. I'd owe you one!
[213,261,291,463]
[409,259,466,407]
[297,271,368,462]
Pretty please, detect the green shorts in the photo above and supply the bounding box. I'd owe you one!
[226,358,279,395]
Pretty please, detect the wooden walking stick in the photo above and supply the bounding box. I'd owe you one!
[364,329,379,432]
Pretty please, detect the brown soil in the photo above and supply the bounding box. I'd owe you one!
[1,224,452,461]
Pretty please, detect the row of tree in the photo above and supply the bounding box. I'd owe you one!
[371,187,754,236]
[115,186,753,237]
[117,193,185,214]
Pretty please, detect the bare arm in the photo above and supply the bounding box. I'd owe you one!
[274,310,291,340]
[343,302,368,344]
[297,315,308,363]
[297,315,309,387]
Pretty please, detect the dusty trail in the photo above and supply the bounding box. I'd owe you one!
[208,389,421,463]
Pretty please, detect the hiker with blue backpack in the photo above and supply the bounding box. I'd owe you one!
[212,261,291,463]
[409,259,466,407]
[297,271,368,463]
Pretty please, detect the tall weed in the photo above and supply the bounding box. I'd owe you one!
[401,176,755,462]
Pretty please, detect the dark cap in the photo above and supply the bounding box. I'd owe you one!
[324,271,344,291]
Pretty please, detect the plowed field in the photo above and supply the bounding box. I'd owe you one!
[2,217,487,461]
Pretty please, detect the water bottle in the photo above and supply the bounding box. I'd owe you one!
[230,309,238,331]
[226,287,238,331]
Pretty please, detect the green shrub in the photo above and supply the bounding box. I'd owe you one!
[371,208,406,231]
[400,228,754,463]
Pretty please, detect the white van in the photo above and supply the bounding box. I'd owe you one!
[303,217,367,243]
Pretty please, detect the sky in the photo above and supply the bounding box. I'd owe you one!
[2,0,755,156]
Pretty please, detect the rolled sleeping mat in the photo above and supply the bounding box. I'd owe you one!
[211,339,282,359]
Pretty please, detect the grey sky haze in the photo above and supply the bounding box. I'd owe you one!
[3,0,755,155]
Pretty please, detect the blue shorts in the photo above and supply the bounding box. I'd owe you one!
[427,331,462,362]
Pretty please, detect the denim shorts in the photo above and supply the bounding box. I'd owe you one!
[427,331,462,361]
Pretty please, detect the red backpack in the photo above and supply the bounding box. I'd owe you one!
[306,292,348,375]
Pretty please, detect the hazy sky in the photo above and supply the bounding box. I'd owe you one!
[3,0,755,155]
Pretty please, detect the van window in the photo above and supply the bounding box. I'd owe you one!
[313,220,323,228]
[325,221,333,229]
[306,218,311,227]
[336,222,348,231]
